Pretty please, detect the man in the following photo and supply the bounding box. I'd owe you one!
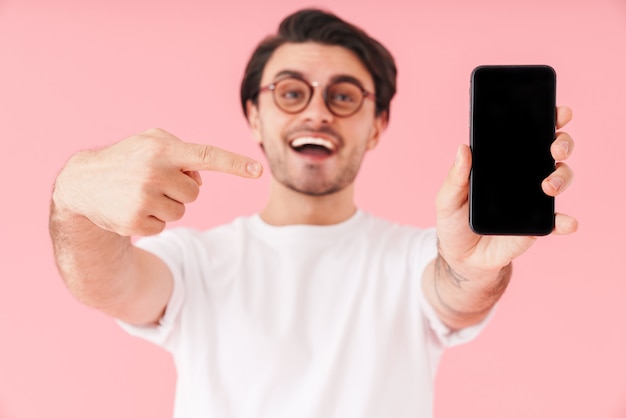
[49,8,577,418]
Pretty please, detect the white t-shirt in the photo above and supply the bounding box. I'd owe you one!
[119,210,490,418]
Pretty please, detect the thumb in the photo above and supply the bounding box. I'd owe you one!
[436,144,472,217]
[173,141,263,179]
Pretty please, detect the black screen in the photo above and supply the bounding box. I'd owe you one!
[469,65,556,235]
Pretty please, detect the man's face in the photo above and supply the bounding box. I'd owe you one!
[247,42,386,196]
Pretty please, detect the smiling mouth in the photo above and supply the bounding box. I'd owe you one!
[290,136,336,157]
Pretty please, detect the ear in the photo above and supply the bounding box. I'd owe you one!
[366,112,388,151]
[246,100,263,144]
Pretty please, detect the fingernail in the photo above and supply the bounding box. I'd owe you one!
[559,141,569,156]
[548,176,563,191]
[246,162,262,177]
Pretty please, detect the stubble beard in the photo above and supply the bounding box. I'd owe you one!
[261,138,366,197]
[283,160,360,197]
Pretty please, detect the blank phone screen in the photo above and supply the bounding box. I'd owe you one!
[469,65,556,235]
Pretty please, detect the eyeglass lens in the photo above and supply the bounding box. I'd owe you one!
[273,78,364,116]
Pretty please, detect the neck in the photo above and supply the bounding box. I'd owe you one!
[260,177,357,226]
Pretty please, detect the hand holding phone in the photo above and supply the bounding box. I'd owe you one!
[469,65,557,235]
[431,71,576,312]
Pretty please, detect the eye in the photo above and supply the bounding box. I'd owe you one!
[331,92,355,103]
[281,89,305,101]
[275,79,309,104]
[328,82,363,114]
[328,82,361,104]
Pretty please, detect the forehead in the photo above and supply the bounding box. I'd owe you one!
[261,42,373,88]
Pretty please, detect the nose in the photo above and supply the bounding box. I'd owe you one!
[300,84,334,124]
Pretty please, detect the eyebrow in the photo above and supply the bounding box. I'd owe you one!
[330,74,367,90]
[273,70,305,81]
[271,70,369,90]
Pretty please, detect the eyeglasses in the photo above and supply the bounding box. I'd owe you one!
[258,76,376,117]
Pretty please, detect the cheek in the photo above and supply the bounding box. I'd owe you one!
[257,104,290,140]
[350,117,378,147]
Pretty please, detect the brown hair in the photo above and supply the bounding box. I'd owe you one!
[240,8,397,120]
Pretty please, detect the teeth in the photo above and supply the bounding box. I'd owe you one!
[290,136,335,151]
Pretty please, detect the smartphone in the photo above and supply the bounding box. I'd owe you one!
[469,65,556,236]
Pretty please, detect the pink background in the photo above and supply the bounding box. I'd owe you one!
[1,0,625,417]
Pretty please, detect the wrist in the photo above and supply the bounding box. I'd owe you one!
[436,238,511,283]
[51,151,92,217]
[435,251,512,290]
[432,253,512,326]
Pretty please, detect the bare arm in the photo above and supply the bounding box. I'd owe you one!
[423,107,577,330]
[421,248,511,330]
[49,129,263,325]
[49,201,173,325]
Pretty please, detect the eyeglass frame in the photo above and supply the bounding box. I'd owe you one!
[256,73,377,117]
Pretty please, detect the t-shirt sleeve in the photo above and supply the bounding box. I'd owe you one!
[414,228,495,348]
[116,229,189,353]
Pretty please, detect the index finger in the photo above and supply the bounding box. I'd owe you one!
[173,142,263,178]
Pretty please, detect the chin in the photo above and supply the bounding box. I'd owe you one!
[285,179,351,197]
